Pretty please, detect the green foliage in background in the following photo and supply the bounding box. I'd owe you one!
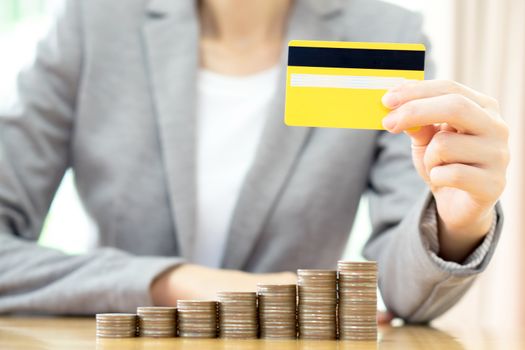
[0,0,48,33]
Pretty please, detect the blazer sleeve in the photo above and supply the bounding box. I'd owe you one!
[0,0,182,315]
[362,11,503,323]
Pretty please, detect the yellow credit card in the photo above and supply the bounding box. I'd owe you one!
[284,40,426,130]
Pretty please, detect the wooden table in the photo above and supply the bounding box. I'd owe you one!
[0,317,522,349]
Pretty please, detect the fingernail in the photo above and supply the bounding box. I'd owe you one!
[382,114,397,130]
[382,92,400,108]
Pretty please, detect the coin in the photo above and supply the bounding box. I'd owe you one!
[217,291,258,339]
[176,300,217,338]
[96,313,137,338]
[137,306,177,338]
[337,260,378,341]
[257,284,297,339]
[297,269,337,340]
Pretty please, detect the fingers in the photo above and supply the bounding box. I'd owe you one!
[423,131,505,172]
[411,130,509,189]
[383,93,492,135]
[383,79,499,112]
[381,80,507,138]
[429,164,505,201]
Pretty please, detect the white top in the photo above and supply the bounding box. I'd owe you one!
[193,66,281,267]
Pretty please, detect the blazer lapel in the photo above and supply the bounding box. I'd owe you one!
[222,0,345,269]
[141,0,199,259]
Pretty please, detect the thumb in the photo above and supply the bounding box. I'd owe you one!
[404,124,438,147]
[406,125,437,184]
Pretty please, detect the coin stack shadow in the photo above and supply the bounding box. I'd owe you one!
[257,284,297,339]
[177,300,218,338]
[137,306,177,337]
[96,313,137,338]
[338,261,378,341]
[298,269,337,340]
[217,292,258,339]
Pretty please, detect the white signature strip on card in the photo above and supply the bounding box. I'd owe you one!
[290,73,413,90]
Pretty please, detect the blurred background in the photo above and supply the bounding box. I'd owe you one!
[0,0,523,333]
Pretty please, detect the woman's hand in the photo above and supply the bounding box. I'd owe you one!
[382,80,509,262]
[152,264,394,324]
[151,264,297,305]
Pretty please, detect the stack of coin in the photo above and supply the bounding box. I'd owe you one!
[337,261,378,341]
[177,300,218,338]
[217,292,258,339]
[257,284,297,339]
[96,313,137,338]
[137,306,177,337]
[297,269,337,340]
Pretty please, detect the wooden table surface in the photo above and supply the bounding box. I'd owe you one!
[0,317,523,349]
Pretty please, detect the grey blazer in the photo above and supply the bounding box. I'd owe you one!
[0,0,502,321]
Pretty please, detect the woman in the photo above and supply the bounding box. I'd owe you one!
[0,0,508,323]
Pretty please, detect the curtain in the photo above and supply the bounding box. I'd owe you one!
[434,0,525,330]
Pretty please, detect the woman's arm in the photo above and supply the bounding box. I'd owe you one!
[0,0,182,315]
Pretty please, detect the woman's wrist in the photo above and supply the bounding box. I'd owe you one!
[437,208,494,263]
[150,264,298,306]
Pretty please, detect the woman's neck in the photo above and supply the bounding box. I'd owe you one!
[199,0,292,75]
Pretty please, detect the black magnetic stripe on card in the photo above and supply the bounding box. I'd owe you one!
[288,46,425,71]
